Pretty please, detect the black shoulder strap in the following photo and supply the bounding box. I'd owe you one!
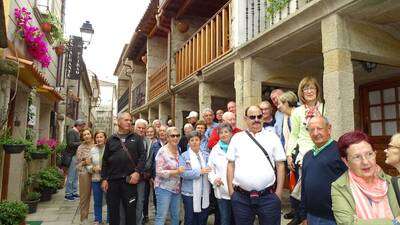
[391,176,400,206]
[118,136,136,168]
[245,130,275,171]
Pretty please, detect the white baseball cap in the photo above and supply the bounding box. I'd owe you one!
[186,111,198,119]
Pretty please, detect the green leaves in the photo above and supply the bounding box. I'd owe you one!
[266,0,291,19]
[0,201,28,225]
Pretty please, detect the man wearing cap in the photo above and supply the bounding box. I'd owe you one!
[65,119,86,201]
[186,111,199,128]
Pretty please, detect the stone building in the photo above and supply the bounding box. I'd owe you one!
[95,79,117,136]
[0,0,65,200]
[115,0,400,175]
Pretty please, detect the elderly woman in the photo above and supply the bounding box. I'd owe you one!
[154,127,185,225]
[208,123,233,225]
[386,133,400,173]
[332,131,400,225]
[179,131,211,225]
[76,128,95,225]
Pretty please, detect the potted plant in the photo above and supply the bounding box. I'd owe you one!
[29,145,51,160]
[0,134,28,154]
[23,191,41,214]
[0,201,28,225]
[34,169,59,201]
[46,167,64,189]
[54,44,65,55]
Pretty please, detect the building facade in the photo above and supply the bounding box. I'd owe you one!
[95,79,116,136]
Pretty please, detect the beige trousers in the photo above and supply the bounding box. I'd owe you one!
[79,173,92,221]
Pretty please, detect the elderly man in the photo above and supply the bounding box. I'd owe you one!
[299,116,347,225]
[202,108,218,140]
[227,101,236,115]
[186,111,199,127]
[215,109,224,123]
[179,123,193,153]
[195,120,209,152]
[259,101,275,132]
[101,112,146,225]
[227,105,286,225]
[65,119,86,201]
[134,119,154,225]
[207,111,241,149]
[270,89,284,141]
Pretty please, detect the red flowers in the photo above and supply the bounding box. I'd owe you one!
[14,7,51,68]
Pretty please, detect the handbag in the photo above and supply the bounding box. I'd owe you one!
[391,176,400,207]
[245,130,277,190]
[61,150,72,167]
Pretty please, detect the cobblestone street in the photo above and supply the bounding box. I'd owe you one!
[26,188,292,225]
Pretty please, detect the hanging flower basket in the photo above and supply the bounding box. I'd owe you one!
[2,144,26,154]
[30,151,49,159]
[177,21,189,33]
[54,45,65,56]
[40,22,52,33]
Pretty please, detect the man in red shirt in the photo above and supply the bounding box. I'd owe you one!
[207,111,241,149]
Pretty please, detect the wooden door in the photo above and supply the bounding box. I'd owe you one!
[360,78,400,176]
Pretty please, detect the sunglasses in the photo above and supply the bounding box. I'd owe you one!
[248,114,263,120]
[169,134,181,138]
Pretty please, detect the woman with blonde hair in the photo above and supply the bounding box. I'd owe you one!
[87,130,109,225]
[76,128,95,225]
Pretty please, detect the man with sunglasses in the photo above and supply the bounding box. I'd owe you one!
[227,105,286,225]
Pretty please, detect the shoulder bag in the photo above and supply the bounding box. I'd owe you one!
[245,130,277,190]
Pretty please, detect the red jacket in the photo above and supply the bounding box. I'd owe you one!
[207,127,242,149]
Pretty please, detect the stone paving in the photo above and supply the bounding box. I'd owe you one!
[27,188,292,225]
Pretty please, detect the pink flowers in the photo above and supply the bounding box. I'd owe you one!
[14,7,51,68]
[37,138,58,150]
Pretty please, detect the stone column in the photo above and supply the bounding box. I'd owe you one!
[234,57,262,129]
[159,102,171,125]
[39,102,52,139]
[198,82,212,115]
[139,111,148,121]
[322,14,355,139]
[8,88,30,201]
[148,107,158,123]
[174,94,198,133]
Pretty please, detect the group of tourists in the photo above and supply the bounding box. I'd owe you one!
[62,76,400,225]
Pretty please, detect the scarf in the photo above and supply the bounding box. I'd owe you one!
[189,149,210,212]
[348,168,393,219]
[218,140,229,153]
[304,102,322,124]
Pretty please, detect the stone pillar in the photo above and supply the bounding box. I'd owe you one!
[39,102,52,139]
[0,76,11,199]
[198,82,212,114]
[139,111,148,121]
[322,14,355,139]
[148,107,158,123]
[9,88,30,201]
[159,102,171,125]
[146,37,168,102]
[175,94,198,133]
[234,57,262,129]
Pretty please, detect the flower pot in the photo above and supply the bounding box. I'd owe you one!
[24,199,40,214]
[41,22,52,33]
[31,151,49,159]
[40,188,52,202]
[2,144,26,154]
[177,21,189,33]
[54,45,65,56]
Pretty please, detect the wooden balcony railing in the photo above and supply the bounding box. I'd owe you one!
[149,63,168,101]
[175,1,231,84]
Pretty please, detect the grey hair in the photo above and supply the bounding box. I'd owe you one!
[187,130,202,140]
[217,123,232,134]
[135,118,148,128]
[117,112,131,120]
[152,119,161,125]
[307,116,330,129]
[202,108,214,115]
[183,123,193,130]
[166,126,179,136]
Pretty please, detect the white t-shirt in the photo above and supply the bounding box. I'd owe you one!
[226,129,286,191]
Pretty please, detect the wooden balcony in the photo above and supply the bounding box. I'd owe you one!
[175,1,231,84]
[149,63,168,101]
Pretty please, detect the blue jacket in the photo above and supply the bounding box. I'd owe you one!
[179,149,209,195]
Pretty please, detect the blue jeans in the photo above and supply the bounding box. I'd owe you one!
[92,181,109,223]
[65,155,78,196]
[231,191,281,225]
[307,214,337,225]
[182,195,209,225]
[155,187,180,225]
[217,199,232,225]
[136,181,145,225]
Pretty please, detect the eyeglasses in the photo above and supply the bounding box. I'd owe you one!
[169,134,180,138]
[303,87,316,93]
[348,151,376,163]
[387,144,400,150]
[248,114,263,120]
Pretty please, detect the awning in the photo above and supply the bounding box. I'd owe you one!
[37,84,63,102]
[5,55,50,87]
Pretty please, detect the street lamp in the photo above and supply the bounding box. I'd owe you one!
[80,21,94,47]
